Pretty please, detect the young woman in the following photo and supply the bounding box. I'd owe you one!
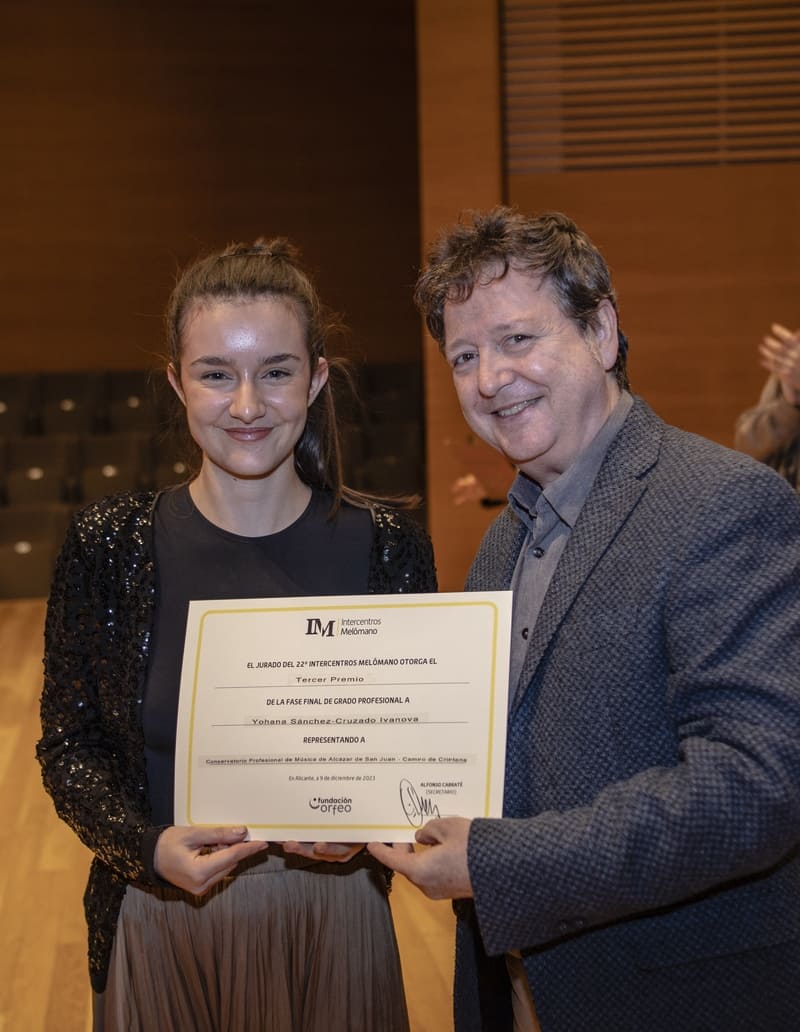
[37,239,436,1031]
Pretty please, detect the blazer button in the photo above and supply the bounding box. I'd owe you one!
[532,547,545,558]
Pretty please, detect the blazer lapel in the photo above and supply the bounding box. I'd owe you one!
[510,399,663,713]
[466,506,527,593]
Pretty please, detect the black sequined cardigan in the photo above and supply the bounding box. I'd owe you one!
[36,491,437,992]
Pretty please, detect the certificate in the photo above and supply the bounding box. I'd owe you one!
[174,591,511,841]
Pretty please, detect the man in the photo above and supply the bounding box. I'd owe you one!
[369,209,800,1030]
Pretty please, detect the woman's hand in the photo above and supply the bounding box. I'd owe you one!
[282,840,414,863]
[154,825,269,895]
[282,841,365,863]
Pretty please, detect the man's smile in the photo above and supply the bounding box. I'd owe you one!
[494,398,539,418]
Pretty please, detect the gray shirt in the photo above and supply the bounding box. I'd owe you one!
[507,391,633,699]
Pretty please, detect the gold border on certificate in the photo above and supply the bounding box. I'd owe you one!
[175,592,511,840]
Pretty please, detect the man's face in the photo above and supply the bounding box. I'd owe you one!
[442,266,620,487]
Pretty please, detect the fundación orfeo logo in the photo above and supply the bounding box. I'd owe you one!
[309,795,353,814]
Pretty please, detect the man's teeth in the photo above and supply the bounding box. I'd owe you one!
[497,399,533,417]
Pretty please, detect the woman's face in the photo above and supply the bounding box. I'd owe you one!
[168,297,328,487]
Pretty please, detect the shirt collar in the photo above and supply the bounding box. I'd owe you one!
[508,391,633,530]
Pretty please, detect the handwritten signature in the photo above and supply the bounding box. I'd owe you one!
[399,778,441,827]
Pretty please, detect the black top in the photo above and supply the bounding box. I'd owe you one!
[143,484,372,823]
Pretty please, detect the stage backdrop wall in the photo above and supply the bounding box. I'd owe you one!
[417,0,800,589]
[2,1,421,373]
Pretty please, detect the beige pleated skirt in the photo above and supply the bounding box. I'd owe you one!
[96,851,410,1032]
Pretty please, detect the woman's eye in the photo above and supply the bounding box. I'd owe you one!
[201,370,229,381]
[264,368,290,380]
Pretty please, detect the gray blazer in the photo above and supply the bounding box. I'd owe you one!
[456,397,800,1031]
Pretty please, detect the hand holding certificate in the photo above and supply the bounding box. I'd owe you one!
[174,591,511,842]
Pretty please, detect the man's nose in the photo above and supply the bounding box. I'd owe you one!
[477,350,514,397]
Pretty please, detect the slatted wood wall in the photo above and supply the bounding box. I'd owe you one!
[503,0,800,447]
[418,0,800,589]
[503,0,800,171]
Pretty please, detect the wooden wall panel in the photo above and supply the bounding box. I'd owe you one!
[1,1,420,372]
[504,1,800,172]
[416,0,510,590]
[508,163,800,447]
[418,0,800,588]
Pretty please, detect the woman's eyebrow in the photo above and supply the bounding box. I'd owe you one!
[189,352,302,367]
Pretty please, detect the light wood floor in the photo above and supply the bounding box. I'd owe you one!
[0,599,455,1031]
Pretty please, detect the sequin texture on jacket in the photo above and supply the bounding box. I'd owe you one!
[37,490,437,992]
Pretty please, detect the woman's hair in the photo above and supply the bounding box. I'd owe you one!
[164,237,373,512]
[414,207,630,390]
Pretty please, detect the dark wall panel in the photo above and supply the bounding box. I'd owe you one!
[2,1,420,371]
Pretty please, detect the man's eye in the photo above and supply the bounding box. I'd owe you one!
[452,352,476,368]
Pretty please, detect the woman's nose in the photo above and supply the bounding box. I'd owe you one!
[228,380,267,422]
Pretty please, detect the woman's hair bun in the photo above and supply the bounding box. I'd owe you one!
[219,237,300,262]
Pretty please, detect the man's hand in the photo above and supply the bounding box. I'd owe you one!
[759,323,800,405]
[368,817,474,899]
[154,825,269,895]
